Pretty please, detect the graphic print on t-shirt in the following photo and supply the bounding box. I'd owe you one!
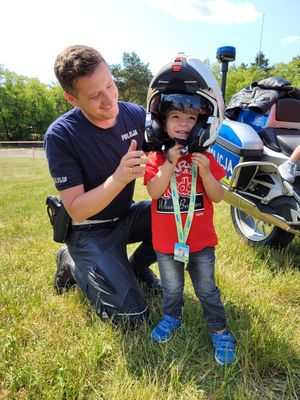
[156,159,204,214]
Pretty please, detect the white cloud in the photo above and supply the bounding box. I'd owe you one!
[281,35,300,45]
[148,0,262,24]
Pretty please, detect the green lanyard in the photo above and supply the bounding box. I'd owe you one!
[170,163,198,244]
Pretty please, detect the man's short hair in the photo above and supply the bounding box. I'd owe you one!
[54,45,106,95]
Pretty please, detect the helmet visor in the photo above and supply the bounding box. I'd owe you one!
[150,93,213,116]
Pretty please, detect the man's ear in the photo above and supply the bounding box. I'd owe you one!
[64,92,78,107]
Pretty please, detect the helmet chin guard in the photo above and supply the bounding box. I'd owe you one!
[142,55,224,153]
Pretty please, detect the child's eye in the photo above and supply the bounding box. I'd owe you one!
[90,93,100,100]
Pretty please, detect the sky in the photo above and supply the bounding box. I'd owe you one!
[1,0,300,85]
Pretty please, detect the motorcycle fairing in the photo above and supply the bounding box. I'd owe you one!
[210,142,242,184]
[211,119,264,184]
[215,120,264,156]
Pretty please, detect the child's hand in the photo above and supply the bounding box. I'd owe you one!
[166,144,183,165]
[191,152,211,178]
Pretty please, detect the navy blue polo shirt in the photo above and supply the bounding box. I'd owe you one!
[44,101,146,220]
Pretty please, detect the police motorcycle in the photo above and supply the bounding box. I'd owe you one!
[143,48,300,249]
[210,46,300,248]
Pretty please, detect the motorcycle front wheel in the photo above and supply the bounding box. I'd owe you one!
[230,206,295,249]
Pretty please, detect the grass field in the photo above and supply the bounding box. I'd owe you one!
[0,157,299,400]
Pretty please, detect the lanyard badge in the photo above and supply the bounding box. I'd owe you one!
[170,163,197,263]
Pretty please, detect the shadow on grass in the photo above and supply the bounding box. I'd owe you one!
[246,235,300,273]
[54,254,300,398]
[116,289,300,399]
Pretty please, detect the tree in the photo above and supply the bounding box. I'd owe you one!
[206,61,264,105]
[24,79,57,140]
[47,84,72,117]
[252,51,270,71]
[0,69,29,140]
[0,66,9,137]
[270,59,300,87]
[0,67,68,140]
[110,52,153,107]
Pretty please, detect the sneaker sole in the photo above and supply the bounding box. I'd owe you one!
[215,355,225,366]
[151,323,182,344]
[152,335,172,344]
[214,353,235,366]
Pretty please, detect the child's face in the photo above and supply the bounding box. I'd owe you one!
[165,111,197,140]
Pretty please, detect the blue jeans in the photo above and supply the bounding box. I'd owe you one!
[156,247,227,333]
[66,201,156,324]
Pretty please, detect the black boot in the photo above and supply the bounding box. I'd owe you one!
[54,245,77,294]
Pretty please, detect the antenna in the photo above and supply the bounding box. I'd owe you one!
[259,14,265,54]
[256,14,265,69]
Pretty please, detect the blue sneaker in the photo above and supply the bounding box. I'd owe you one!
[151,315,181,343]
[211,331,236,365]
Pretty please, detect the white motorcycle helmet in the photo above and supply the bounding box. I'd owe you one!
[143,55,224,153]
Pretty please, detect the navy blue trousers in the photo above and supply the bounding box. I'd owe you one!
[66,200,156,325]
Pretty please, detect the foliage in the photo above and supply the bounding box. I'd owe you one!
[219,64,268,104]
[0,156,299,399]
[110,52,153,107]
[270,59,300,87]
[251,51,271,71]
[46,84,71,118]
[0,66,71,141]
[0,50,299,140]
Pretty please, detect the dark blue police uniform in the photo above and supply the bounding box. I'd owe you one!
[44,102,157,325]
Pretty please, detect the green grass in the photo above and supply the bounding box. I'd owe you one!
[0,157,299,400]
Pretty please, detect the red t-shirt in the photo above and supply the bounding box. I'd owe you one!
[144,152,226,253]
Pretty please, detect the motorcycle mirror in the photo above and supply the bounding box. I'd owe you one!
[216,46,236,100]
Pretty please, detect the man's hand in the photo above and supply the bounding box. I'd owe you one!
[60,140,149,222]
[114,139,149,185]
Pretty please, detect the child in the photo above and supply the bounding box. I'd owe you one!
[143,56,235,366]
[278,144,300,183]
